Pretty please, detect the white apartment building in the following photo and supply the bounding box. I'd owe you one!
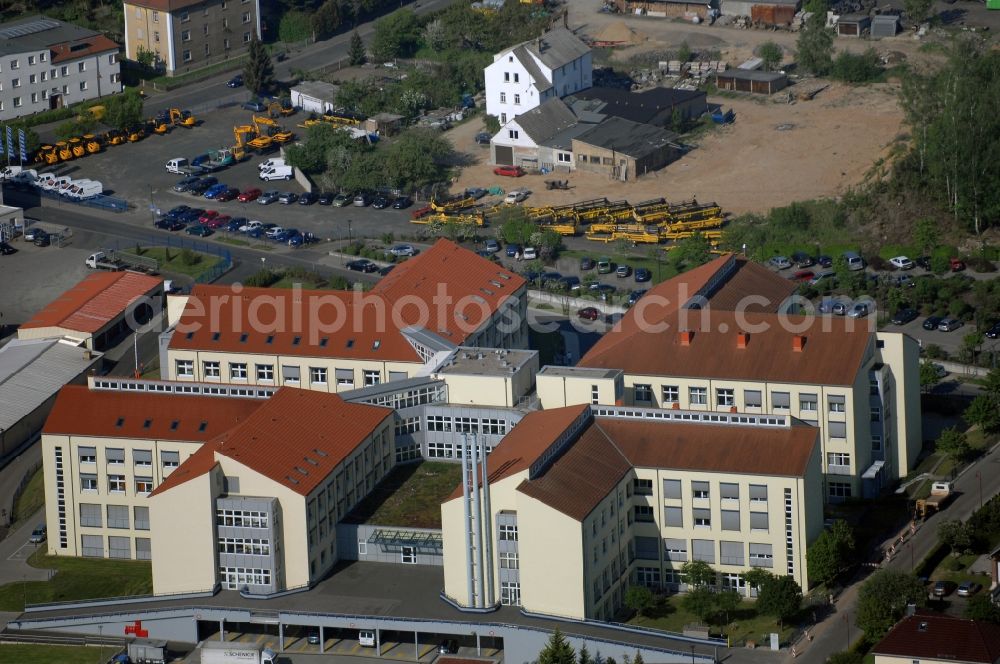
[0,16,121,121]
[484,27,592,125]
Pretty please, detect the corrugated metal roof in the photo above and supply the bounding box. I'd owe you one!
[0,338,101,431]
[573,116,678,159]
[21,271,162,334]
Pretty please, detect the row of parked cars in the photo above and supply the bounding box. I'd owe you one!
[154,205,317,246]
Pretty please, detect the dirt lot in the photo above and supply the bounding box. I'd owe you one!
[449,80,903,215]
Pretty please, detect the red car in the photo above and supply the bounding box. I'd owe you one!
[494,165,525,177]
[206,215,231,229]
[577,307,602,321]
[198,210,220,224]
[215,187,240,202]
[238,188,262,202]
[950,257,966,272]
[791,270,815,283]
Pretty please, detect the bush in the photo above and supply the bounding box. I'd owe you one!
[867,255,890,271]
[278,11,312,43]
[179,248,201,266]
[244,268,280,288]
[830,49,883,83]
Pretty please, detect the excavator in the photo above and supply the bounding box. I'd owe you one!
[104,129,126,146]
[168,108,196,128]
[251,115,294,145]
[234,123,269,153]
[125,124,145,142]
[267,99,295,119]
[149,111,170,134]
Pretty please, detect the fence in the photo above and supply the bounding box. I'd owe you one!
[37,187,129,213]
[7,461,41,526]
[106,235,233,283]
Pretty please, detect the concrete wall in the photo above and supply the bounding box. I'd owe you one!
[519,495,586,618]
[875,332,922,479]
[536,372,621,409]
[149,467,220,594]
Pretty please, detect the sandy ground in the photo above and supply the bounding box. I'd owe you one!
[449,81,902,215]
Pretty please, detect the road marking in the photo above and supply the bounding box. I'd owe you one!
[6,542,38,561]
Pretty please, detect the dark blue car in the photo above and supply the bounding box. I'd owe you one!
[506,244,521,258]
[203,183,230,199]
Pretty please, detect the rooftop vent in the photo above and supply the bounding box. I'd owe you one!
[679,330,694,346]
[917,621,928,632]
[793,335,806,352]
[737,332,749,349]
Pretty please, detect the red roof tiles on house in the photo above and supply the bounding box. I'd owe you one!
[873,612,1000,664]
[50,34,119,64]
[43,384,263,440]
[154,388,393,497]
[372,239,526,343]
[22,271,162,334]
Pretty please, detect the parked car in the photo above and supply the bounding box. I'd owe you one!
[388,244,415,257]
[437,639,459,655]
[307,631,321,645]
[493,165,525,177]
[540,272,562,287]
[353,192,372,207]
[791,251,815,268]
[580,256,595,271]
[278,192,299,204]
[154,219,184,231]
[226,74,243,88]
[628,289,648,306]
[33,230,51,246]
[206,215,231,229]
[203,183,231,199]
[371,194,389,209]
[179,209,206,223]
[173,176,200,193]
[215,187,240,202]
[891,308,919,325]
[239,220,263,233]
[933,580,953,597]
[893,274,915,288]
[522,247,537,260]
[832,302,849,316]
[317,192,334,205]
[957,581,982,597]
[185,224,213,237]
[792,270,815,283]
[817,255,834,268]
[589,283,617,295]
[922,316,944,331]
[242,99,267,112]
[985,321,1000,339]
[237,188,262,202]
[475,132,491,145]
[506,244,521,258]
[257,190,281,205]
[198,210,220,224]
[332,192,352,207]
[915,256,932,270]
[226,217,247,232]
[465,187,488,199]
[164,205,191,220]
[188,177,218,195]
[848,303,870,318]
[597,257,613,274]
[504,188,529,204]
[346,259,379,273]
[29,525,46,544]
[938,318,964,332]
[484,239,500,254]
[890,256,915,270]
[950,257,966,272]
[616,265,632,278]
[578,307,602,321]
[768,256,792,270]
[634,268,651,283]
[391,196,412,209]
[559,276,582,291]
[932,363,947,378]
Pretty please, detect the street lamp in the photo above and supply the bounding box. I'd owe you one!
[348,219,353,248]
[976,470,983,510]
[689,645,695,664]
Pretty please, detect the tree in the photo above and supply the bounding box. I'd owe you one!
[672,232,713,269]
[681,560,716,588]
[484,114,501,134]
[919,361,942,393]
[384,128,454,191]
[965,593,1000,623]
[830,49,883,83]
[936,427,971,464]
[312,0,341,40]
[758,41,783,72]
[807,520,855,587]
[538,628,576,664]
[855,570,925,640]
[677,40,692,63]
[243,34,275,96]
[135,44,156,69]
[578,644,594,664]
[965,394,1000,433]
[370,9,422,62]
[285,123,355,174]
[756,575,802,627]
[348,30,366,66]
[914,217,940,255]
[903,0,934,24]
[742,568,773,594]
[715,589,742,626]
[938,519,974,554]
[682,586,717,623]
[796,0,834,75]
[624,585,654,617]
[103,89,144,130]
[425,18,450,52]
[498,210,535,247]
[278,11,312,43]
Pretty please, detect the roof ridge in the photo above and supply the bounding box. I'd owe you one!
[591,418,632,466]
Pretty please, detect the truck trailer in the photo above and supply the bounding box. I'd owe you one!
[198,640,276,664]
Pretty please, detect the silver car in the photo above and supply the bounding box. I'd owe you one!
[257,190,281,205]
[389,244,415,257]
[29,524,46,543]
[768,256,792,270]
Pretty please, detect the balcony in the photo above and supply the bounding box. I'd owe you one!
[826,464,852,476]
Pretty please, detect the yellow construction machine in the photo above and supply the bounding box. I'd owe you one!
[169,108,196,128]
[83,134,101,153]
[56,141,73,161]
[39,145,59,165]
[69,137,85,158]
[252,115,294,145]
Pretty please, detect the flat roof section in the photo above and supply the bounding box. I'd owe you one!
[344,461,463,529]
[437,348,537,376]
[537,366,622,379]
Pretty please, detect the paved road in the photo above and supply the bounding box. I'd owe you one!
[141,0,456,115]
[0,509,51,588]
[792,439,1000,663]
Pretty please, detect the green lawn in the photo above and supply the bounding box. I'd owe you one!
[12,467,44,525]
[0,549,152,611]
[136,247,223,279]
[0,644,114,664]
[630,596,794,646]
[344,462,462,529]
[561,249,680,285]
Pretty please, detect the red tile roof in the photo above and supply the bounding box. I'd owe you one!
[873,612,1000,663]
[50,34,119,64]
[22,272,162,334]
[579,254,872,385]
[516,411,818,520]
[153,388,393,497]
[169,241,525,360]
[43,384,262,440]
[169,286,422,363]
[372,239,526,343]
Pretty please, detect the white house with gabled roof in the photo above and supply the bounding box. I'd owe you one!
[484,27,592,125]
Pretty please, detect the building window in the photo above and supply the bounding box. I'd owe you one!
[256,364,274,382]
[498,524,518,541]
[513,93,520,105]
[499,92,506,103]
[78,62,86,72]
[28,55,35,65]
[335,369,353,387]
[401,546,416,564]
[800,393,817,411]
[692,481,710,499]
[244,32,252,43]
[870,407,881,422]
[242,12,251,23]
[872,435,883,451]
[60,65,68,76]
[161,451,179,468]
[79,81,88,91]
[662,385,679,403]
[828,482,852,499]
[180,10,189,21]
[744,390,762,408]
[109,536,131,559]
[500,581,521,606]
[500,113,506,123]
[175,359,194,377]
[499,551,519,569]
[689,387,707,405]
[829,421,847,439]
[772,391,791,409]
[720,482,739,500]
[81,474,98,492]
[154,31,160,43]
[749,484,767,503]
[30,92,37,103]
[829,395,846,412]
[513,73,519,83]
[152,10,159,21]
[503,72,509,82]
[136,538,152,560]
[363,370,380,386]
[39,52,46,62]
[108,475,126,493]
[591,384,599,405]
[183,50,192,62]
[79,503,101,527]
[9,59,18,69]
[203,24,209,35]
[750,511,769,531]
[716,388,735,407]
[107,504,129,529]
[634,505,654,522]
[721,509,740,531]
[827,452,851,468]
[693,508,711,528]
[135,477,153,494]
[40,71,46,81]
[634,384,652,402]
[664,506,683,527]
[203,361,220,377]
[749,543,774,568]
[229,363,247,380]
[11,78,19,88]
[134,507,150,530]
[182,30,192,42]
[633,478,653,495]
[664,538,687,562]
[557,152,571,163]
[508,129,519,140]
[28,73,35,84]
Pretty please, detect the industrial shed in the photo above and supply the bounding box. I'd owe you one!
[572,117,679,181]
[837,14,871,37]
[721,0,800,24]
[614,0,711,19]
[715,69,788,95]
[570,86,708,127]
[290,80,340,114]
[870,14,899,38]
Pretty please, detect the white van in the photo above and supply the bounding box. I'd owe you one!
[259,165,293,181]
[359,630,376,647]
[843,251,866,271]
[42,175,72,192]
[258,157,285,172]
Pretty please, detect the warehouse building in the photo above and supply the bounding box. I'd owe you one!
[721,0,801,24]
[441,403,823,619]
[290,81,339,115]
[572,117,680,181]
[715,69,788,95]
[570,87,708,126]
[613,0,713,19]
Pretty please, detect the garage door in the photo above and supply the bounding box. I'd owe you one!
[494,145,513,166]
